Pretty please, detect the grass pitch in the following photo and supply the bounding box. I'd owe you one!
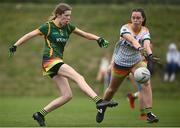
[0,3,180,127]
[0,96,180,127]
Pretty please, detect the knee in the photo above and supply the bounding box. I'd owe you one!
[64,93,73,101]
[143,80,151,87]
[142,83,151,90]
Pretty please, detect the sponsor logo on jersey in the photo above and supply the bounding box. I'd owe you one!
[56,38,67,43]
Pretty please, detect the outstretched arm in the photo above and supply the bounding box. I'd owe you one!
[122,33,147,56]
[14,29,41,46]
[122,33,141,49]
[144,40,161,64]
[73,28,99,40]
[143,40,152,55]
[73,27,109,48]
[9,29,42,56]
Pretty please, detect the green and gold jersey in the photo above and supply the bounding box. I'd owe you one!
[38,21,76,59]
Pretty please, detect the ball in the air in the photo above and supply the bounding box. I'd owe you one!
[134,67,151,83]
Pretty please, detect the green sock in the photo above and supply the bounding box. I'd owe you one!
[140,108,146,115]
[92,96,102,103]
[145,107,152,113]
[39,109,48,116]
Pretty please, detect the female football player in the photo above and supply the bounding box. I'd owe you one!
[9,3,118,127]
[96,8,159,123]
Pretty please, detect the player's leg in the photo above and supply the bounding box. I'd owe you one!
[138,81,151,120]
[33,75,72,126]
[96,75,124,123]
[132,61,147,114]
[127,73,140,109]
[127,92,136,109]
[104,63,131,101]
[95,69,105,93]
[104,76,124,100]
[57,64,118,108]
[96,69,104,83]
[132,62,159,123]
[44,76,73,112]
[96,63,131,123]
[58,63,97,99]
[136,84,148,120]
[103,71,111,92]
[140,81,159,123]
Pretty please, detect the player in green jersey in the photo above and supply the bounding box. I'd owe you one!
[9,3,118,127]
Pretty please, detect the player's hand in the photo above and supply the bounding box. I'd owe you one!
[97,37,109,48]
[138,47,148,57]
[9,45,17,57]
[147,54,161,64]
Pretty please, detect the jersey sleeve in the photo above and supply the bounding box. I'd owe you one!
[38,22,49,36]
[67,23,76,34]
[142,29,151,42]
[120,25,131,37]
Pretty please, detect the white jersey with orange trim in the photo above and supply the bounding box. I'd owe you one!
[113,23,151,67]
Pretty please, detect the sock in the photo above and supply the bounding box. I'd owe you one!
[93,96,102,104]
[140,108,146,115]
[133,92,139,99]
[145,107,152,114]
[39,109,48,117]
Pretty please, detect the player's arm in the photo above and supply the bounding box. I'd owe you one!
[9,29,41,56]
[14,29,41,47]
[73,27,109,48]
[122,33,141,49]
[143,39,160,64]
[143,40,152,55]
[121,33,147,57]
[73,27,99,40]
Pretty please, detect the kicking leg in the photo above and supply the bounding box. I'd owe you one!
[58,64,118,108]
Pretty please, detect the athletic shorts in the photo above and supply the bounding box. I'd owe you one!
[112,60,147,78]
[112,63,132,78]
[42,57,64,78]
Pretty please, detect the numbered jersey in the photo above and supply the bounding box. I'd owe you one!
[113,23,151,67]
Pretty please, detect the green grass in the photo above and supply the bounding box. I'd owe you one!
[0,3,180,97]
[0,3,180,127]
[0,96,180,127]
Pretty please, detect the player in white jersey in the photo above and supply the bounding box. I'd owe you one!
[114,22,150,67]
[96,8,159,123]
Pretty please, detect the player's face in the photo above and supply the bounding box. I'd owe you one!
[131,11,144,27]
[57,10,71,26]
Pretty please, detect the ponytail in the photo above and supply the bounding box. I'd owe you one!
[48,3,72,21]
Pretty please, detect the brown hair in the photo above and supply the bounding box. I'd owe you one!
[49,3,72,21]
[132,8,146,26]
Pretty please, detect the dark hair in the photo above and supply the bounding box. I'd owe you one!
[49,3,72,20]
[132,8,146,26]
